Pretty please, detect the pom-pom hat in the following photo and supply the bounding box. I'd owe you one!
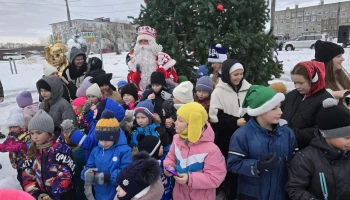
[95,109,120,142]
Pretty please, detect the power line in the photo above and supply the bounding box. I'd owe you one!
[71,8,141,14]
[69,0,142,7]
[0,0,142,7]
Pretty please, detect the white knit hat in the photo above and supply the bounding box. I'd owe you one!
[173,81,194,109]
[43,61,58,77]
[7,108,25,127]
[86,83,101,98]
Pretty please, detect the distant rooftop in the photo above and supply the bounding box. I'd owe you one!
[50,17,112,25]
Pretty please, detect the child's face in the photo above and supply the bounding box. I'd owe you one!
[99,140,114,149]
[40,89,52,100]
[123,94,135,104]
[326,137,350,151]
[136,113,149,127]
[87,95,99,105]
[9,126,21,133]
[152,84,162,93]
[230,69,244,87]
[258,103,283,125]
[196,90,210,100]
[291,74,311,95]
[100,84,110,93]
[116,185,127,198]
[173,97,181,104]
[30,130,51,145]
[175,116,188,133]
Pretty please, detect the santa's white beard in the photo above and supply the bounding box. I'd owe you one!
[134,43,161,91]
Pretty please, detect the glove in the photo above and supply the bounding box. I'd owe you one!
[257,152,280,173]
[82,100,92,114]
[95,172,110,185]
[161,91,172,101]
[5,144,23,152]
[60,119,74,135]
[38,193,52,200]
[84,168,98,184]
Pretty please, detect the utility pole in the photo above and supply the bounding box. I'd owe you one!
[65,0,72,28]
[271,0,276,31]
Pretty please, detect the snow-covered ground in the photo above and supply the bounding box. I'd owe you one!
[1,48,350,189]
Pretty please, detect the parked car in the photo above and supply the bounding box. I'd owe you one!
[2,53,26,60]
[284,34,329,51]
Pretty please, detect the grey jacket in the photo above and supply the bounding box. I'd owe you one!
[37,76,77,126]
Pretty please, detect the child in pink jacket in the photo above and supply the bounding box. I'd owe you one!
[163,102,226,200]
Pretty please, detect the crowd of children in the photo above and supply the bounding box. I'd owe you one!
[1,40,350,200]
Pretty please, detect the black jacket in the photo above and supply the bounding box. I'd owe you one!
[62,47,87,85]
[286,134,350,200]
[281,89,332,149]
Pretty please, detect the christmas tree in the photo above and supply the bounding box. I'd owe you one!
[129,0,282,85]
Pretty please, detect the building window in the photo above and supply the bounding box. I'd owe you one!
[324,15,328,19]
[297,12,303,17]
[281,20,284,24]
[317,23,321,26]
[333,7,338,12]
[292,13,296,18]
[341,12,347,17]
[297,23,302,27]
[280,15,285,19]
[311,16,317,22]
[304,28,309,32]
[312,10,317,15]
[297,17,303,22]
[304,17,310,21]
[286,15,291,19]
[305,23,309,27]
[341,19,347,23]
[292,19,296,23]
[324,8,328,13]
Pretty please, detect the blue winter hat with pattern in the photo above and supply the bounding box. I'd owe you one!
[134,100,155,124]
[196,76,214,94]
[196,65,209,78]
[117,80,128,89]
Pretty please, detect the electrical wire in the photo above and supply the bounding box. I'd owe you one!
[0,0,142,7]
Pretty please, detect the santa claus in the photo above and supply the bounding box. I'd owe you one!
[127,26,178,91]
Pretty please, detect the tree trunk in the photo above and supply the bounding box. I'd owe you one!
[115,44,120,55]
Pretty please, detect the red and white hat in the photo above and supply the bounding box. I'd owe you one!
[137,26,157,43]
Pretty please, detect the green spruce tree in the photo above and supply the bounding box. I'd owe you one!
[129,0,283,85]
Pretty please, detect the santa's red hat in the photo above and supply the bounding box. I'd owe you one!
[137,26,157,43]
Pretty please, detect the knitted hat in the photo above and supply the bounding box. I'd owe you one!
[16,91,33,108]
[315,40,344,63]
[90,73,116,91]
[134,100,155,124]
[177,102,208,143]
[178,75,188,83]
[116,152,160,200]
[72,97,87,107]
[150,71,166,86]
[196,65,209,79]
[242,85,285,116]
[0,189,35,200]
[36,79,51,92]
[137,134,161,158]
[121,83,139,101]
[269,82,288,94]
[95,109,120,142]
[28,109,54,133]
[196,76,214,94]
[76,76,93,98]
[173,81,194,104]
[7,108,25,127]
[162,99,175,118]
[43,61,58,77]
[117,80,128,89]
[86,83,101,98]
[208,44,227,63]
[317,98,350,138]
[137,26,157,43]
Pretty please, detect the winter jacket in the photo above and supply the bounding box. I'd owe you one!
[0,129,30,169]
[227,118,296,200]
[142,85,174,121]
[0,79,3,98]
[70,98,125,162]
[62,80,77,102]
[22,140,75,200]
[164,122,226,200]
[37,76,77,126]
[286,134,350,200]
[62,48,87,86]
[194,95,210,113]
[159,159,173,200]
[114,179,164,200]
[81,131,132,200]
[209,79,251,158]
[103,89,122,104]
[281,89,332,149]
[281,61,333,150]
[131,123,172,153]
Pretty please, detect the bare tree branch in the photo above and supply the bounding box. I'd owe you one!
[100,20,126,55]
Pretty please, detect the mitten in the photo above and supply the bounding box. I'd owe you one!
[257,152,280,172]
[82,100,92,114]
[161,91,172,101]
[84,168,98,184]
[95,172,110,185]
[5,144,23,152]
[60,119,74,135]
[38,193,52,200]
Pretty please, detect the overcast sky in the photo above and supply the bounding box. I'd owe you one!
[0,0,349,44]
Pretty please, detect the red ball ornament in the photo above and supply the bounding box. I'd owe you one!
[217,4,224,11]
[144,0,147,3]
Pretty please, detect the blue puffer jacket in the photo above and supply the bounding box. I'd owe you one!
[81,130,131,200]
[70,98,125,162]
[227,119,296,200]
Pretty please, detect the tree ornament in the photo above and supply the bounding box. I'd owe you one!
[217,4,224,11]
[144,0,147,3]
